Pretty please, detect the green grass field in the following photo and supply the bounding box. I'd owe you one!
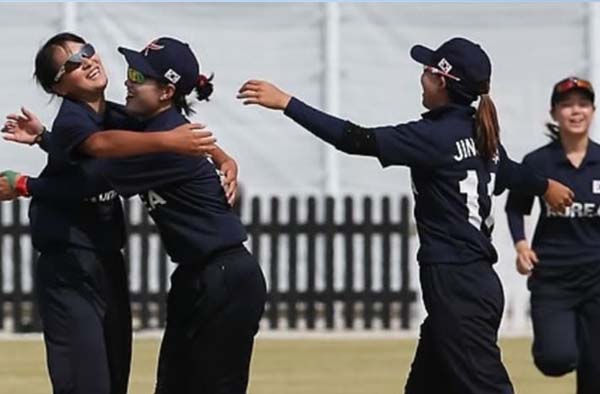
[0,337,574,393]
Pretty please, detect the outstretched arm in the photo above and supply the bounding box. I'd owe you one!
[2,107,218,159]
[237,80,379,157]
[237,79,446,168]
[78,124,217,158]
[0,163,114,202]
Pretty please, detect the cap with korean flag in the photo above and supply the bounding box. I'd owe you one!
[410,37,492,95]
[118,37,201,95]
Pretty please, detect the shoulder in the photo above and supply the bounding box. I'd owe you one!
[52,98,96,130]
[523,141,557,164]
[587,139,600,158]
[105,100,138,130]
[395,114,473,147]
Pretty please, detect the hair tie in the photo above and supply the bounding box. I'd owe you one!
[197,74,209,88]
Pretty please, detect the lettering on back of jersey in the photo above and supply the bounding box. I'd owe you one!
[546,201,600,218]
[453,138,477,162]
[85,190,118,203]
[141,190,166,211]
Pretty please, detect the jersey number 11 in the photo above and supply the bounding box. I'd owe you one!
[459,170,496,231]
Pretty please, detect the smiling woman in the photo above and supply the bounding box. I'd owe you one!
[505,77,600,394]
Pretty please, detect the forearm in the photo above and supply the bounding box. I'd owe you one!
[283,97,346,147]
[505,209,527,244]
[80,130,174,158]
[210,145,233,168]
[27,175,110,200]
[496,149,547,196]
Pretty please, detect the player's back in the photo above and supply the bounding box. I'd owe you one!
[374,103,499,264]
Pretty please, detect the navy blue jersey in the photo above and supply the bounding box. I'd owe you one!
[101,107,247,264]
[506,140,600,266]
[374,105,501,264]
[284,98,548,265]
[29,98,125,253]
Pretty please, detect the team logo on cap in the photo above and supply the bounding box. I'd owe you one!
[164,69,181,84]
[143,40,165,56]
[438,58,453,74]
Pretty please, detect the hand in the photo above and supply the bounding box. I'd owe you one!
[169,123,217,156]
[0,170,21,200]
[2,107,44,145]
[218,159,238,206]
[543,179,574,213]
[515,240,538,275]
[0,177,18,200]
[237,80,292,110]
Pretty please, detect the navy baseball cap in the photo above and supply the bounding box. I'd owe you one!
[551,77,595,107]
[410,37,491,94]
[118,37,200,95]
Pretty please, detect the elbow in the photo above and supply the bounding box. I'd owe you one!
[336,123,379,156]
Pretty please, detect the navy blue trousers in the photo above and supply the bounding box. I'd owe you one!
[405,261,513,394]
[154,246,267,394]
[529,262,600,394]
[35,248,132,394]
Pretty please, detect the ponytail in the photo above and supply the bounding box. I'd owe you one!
[195,73,214,102]
[474,84,500,160]
[168,73,214,116]
[447,79,500,160]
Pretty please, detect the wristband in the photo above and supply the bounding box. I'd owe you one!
[15,176,30,197]
[33,127,48,145]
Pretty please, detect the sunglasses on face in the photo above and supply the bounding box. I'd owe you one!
[424,65,461,82]
[53,43,96,83]
[127,67,146,84]
[555,78,594,94]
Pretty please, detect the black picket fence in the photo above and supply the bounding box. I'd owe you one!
[0,196,417,333]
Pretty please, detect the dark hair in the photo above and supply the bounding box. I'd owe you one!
[447,79,500,160]
[475,91,501,161]
[166,73,214,116]
[34,32,86,94]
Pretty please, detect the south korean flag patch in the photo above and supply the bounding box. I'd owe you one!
[164,69,181,84]
[593,180,600,194]
[437,58,453,74]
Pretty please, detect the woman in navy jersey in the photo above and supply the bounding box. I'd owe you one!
[0,32,227,394]
[505,77,600,394]
[108,37,267,394]
[237,37,574,394]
